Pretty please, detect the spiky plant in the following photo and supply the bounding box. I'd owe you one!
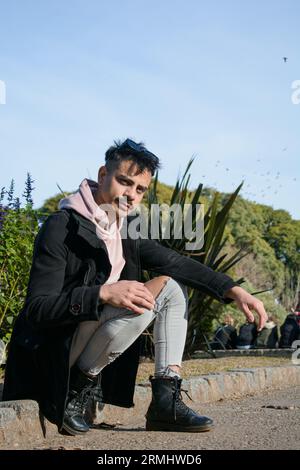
[143,158,247,355]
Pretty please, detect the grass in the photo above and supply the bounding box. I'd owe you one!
[0,357,292,384]
[136,356,291,383]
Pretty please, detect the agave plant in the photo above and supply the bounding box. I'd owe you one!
[143,158,248,356]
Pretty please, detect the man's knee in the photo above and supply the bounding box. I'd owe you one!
[144,276,171,299]
[146,276,188,308]
[169,278,188,299]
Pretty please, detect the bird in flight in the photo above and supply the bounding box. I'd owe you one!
[283,57,288,62]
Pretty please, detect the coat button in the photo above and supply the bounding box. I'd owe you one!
[70,303,81,314]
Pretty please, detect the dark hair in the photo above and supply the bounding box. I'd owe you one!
[105,138,161,176]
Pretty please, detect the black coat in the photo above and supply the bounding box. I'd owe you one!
[3,209,236,429]
[237,322,258,347]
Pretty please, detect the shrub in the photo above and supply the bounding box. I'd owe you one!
[0,174,40,345]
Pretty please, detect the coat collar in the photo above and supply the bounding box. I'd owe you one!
[68,209,106,250]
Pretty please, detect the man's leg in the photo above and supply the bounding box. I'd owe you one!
[142,276,181,376]
[143,277,214,432]
[66,276,212,431]
[70,276,172,376]
[63,276,171,435]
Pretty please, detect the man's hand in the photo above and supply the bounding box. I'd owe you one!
[225,286,268,331]
[99,280,155,315]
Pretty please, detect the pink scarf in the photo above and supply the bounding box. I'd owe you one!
[58,179,125,285]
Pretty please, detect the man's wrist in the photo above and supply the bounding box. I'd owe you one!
[224,285,243,300]
[99,285,108,303]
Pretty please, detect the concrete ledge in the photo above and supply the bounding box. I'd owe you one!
[1,364,299,447]
[0,400,57,448]
[192,348,295,359]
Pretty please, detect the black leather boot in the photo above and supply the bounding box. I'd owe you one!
[145,375,214,432]
[84,372,105,427]
[62,365,98,435]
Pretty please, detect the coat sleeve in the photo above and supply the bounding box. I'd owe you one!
[139,238,238,303]
[24,211,103,329]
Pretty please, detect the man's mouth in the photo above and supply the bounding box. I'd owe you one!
[116,199,131,210]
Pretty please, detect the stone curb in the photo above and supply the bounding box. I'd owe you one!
[97,364,300,423]
[1,364,300,447]
[192,348,295,359]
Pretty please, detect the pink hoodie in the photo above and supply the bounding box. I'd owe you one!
[58,179,125,285]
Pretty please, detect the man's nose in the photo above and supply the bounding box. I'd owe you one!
[123,188,135,201]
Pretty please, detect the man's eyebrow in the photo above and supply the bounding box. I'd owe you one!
[117,174,149,191]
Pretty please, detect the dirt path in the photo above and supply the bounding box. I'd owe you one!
[5,384,299,451]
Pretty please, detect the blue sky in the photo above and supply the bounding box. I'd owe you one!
[0,0,299,219]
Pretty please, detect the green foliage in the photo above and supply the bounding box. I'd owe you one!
[0,176,40,344]
[39,189,72,219]
[225,198,300,308]
[225,197,285,295]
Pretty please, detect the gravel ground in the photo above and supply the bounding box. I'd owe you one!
[6,384,299,451]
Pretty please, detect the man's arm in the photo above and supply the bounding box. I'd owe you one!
[139,238,237,303]
[140,238,267,330]
[24,211,103,329]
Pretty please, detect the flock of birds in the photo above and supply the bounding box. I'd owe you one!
[199,153,297,201]
[197,56,297,202]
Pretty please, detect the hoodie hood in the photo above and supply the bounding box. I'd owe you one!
[58,178,125,239]
[58,178,125,284]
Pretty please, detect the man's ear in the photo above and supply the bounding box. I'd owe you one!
[98,165,107,184]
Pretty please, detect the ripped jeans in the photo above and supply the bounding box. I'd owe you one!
[69,278,189,376]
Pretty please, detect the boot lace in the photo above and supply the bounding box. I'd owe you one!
[173,383,193,420]
[72,385,95,414]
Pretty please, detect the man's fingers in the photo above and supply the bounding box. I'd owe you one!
[241,303,255,323]
[241,300,268,331]
[128,286,155,304]
[132,295,155,311]
[139,289,155,304]
[253,302,268,331]
[132,285,155,303]
[232,288,268,331]
[126,302,145,315]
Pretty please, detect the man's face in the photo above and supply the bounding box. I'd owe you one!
[97,159,152,217]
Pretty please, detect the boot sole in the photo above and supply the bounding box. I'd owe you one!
[146,421,214,432]
[61,422,90,436]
